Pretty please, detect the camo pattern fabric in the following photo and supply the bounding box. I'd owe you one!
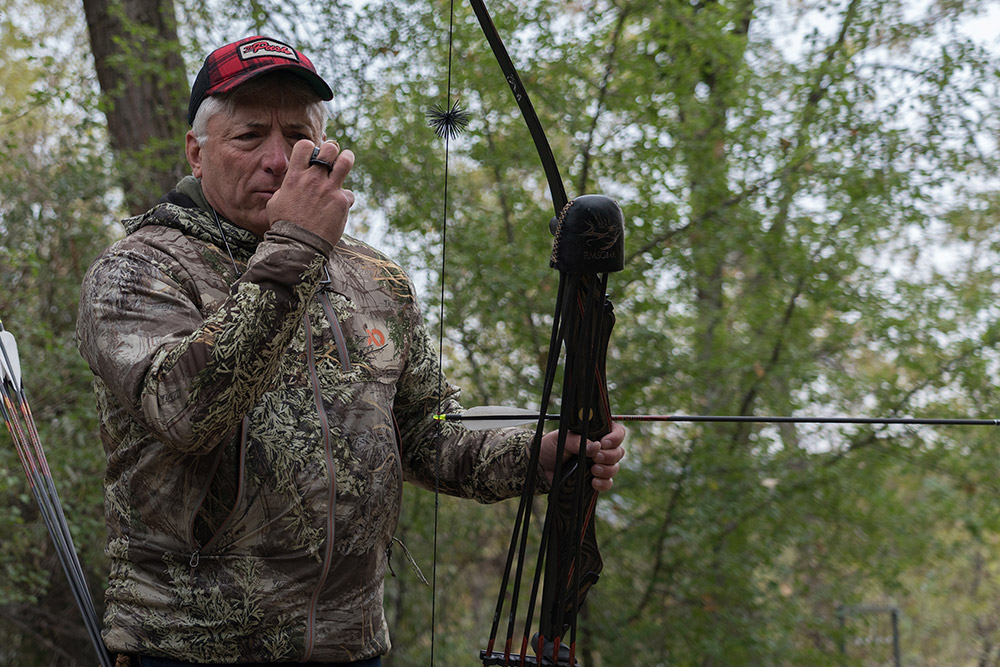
[76,177,535,663]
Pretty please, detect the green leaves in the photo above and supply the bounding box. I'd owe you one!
[363,0,1000,663]
[5,0,1000,664]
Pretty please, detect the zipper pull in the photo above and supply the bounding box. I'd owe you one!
[189,549,201,568]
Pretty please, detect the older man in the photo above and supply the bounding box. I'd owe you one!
[77,36,624,667]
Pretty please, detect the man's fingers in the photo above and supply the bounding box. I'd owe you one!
[308,141,354,189]
[311,140,340,168]
[591,477,614,492]
[292,140,352,181]
[595,443,625,465]
[268,139,355,248]
[328,148,355,188]
[542,421,624,491]
[298,140,355,207]
[291,139,318,171]
[590,462,620,480]
[562,431,624,459]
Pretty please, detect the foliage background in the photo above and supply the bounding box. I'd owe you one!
[3,0,1000,665]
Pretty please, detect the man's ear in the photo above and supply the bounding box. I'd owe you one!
[185,131,203,178]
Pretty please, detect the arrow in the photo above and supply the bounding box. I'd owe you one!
[435,405,1000,431]
[0,318,114,667]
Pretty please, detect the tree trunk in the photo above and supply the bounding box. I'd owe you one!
[82,0,189,214]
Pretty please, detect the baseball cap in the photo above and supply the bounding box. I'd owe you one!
[187,35,334,125]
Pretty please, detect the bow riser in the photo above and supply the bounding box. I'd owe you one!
[480,197,625,667]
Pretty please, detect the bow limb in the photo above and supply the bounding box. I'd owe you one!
[466,0,568,216]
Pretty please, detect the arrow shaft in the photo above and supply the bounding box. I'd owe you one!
[440,412,1000,427]
[615,414,1000,426]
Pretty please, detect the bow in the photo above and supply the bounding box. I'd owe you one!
[458,2,625,664]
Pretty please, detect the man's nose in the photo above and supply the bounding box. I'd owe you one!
[261,134,289,176]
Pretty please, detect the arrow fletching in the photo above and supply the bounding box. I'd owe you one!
[0,329,22,392]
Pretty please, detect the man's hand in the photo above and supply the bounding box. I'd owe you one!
[539,422,626,492]
[267,139,356,247]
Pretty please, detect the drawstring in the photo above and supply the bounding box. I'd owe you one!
[210,207,243,279]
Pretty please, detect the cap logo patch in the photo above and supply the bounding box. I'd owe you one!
[239,39,299,62]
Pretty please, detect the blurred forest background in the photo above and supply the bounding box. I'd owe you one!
[3,0,1000,664]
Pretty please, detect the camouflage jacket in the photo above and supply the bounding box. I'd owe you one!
[76,177,535,663]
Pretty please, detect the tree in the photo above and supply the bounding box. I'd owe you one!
[5,0,1000,664]
[81,0,189,214]
[0,1,121,662]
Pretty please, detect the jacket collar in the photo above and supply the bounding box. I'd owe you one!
[123,176,261,261]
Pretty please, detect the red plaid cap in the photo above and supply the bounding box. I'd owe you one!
[187,35,333,124]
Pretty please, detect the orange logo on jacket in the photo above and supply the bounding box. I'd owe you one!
[365,327,386,347]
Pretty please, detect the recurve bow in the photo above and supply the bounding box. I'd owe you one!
[460,2,626,665]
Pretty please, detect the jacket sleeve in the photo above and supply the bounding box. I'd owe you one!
[77,220,331,454]
[392,299,547,504]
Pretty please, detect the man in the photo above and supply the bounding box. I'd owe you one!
[77,36,625,666]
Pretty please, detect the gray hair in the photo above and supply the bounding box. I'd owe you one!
[191,73,329,145]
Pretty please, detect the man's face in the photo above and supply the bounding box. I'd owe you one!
[186,101,323,236]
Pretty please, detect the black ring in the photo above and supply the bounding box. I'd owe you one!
[308,147,333,172]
